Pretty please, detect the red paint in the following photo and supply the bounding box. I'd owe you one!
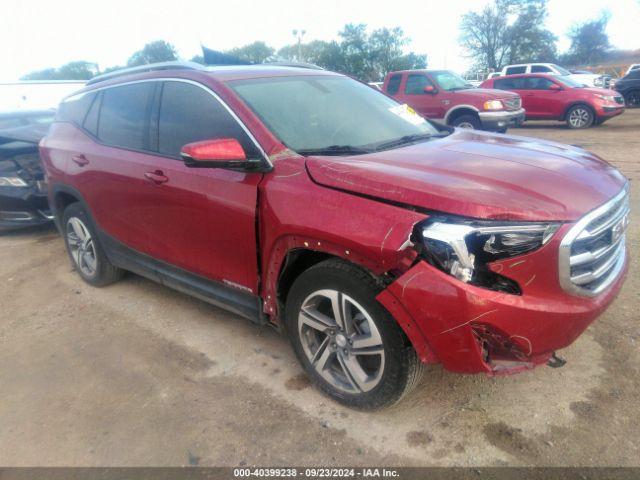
[382,69,524,131]
[480,73,626,123]
[181,138,246,161]
[40,66,629,379]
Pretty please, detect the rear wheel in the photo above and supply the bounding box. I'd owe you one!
[566,105,594,129]
[451,114,481,130]
[62,203,124,287]
[285,259,424,409]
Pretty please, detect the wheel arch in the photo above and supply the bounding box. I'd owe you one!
[444,105,480,124]
[51,184,89,232]
[561,101,595,121]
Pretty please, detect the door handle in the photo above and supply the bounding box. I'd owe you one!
[144,170,169,184]
[71,154,89,166]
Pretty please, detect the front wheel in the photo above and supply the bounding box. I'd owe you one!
[566,105,594,129]
[624,90,640,107]
[451,114,481,130]
[285,259,424,409]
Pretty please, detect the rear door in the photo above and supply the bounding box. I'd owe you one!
[139,80,264,292]
[69,82,157,254]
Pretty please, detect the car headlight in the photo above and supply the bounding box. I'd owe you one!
[414,217,560,293]
[0,176,28,187]
[596,94,616,102]
[483,100,503,111]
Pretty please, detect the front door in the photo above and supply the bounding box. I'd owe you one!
[140,80,264,293]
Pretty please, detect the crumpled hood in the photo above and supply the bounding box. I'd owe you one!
[305,129,627,222]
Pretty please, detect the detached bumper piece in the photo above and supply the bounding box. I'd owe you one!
[0,189,52,231]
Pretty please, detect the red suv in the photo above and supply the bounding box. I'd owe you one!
[383,70,525,132]
[41,63,629,409]
[481,74,625,128]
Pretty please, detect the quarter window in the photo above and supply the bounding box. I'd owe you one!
[56,91,96,125]
[98,83,155,151]
[505,66,527,75]
[386,74,402,95]
[83,92,102,137]
[157,81,258,159]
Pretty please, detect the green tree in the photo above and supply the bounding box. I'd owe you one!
[127,40,177,67]
[21,61,99,80]
[459,0,557,71]
[226,41,275,63]
[562,13,611,66]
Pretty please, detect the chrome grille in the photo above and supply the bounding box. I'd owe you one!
[559,187,629,296]
[503,97,522,110]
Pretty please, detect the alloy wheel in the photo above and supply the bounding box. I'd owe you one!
[297,289,385,394]
[457,121,476,129]
[66,217,98,277]
[568,107,591,128]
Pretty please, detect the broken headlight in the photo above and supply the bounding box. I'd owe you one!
[415,217,559,293]
[0,176,28,187]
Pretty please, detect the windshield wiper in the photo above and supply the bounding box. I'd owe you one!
[373,132,437,152]
[297,145,373,156]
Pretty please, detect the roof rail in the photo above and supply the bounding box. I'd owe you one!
[86,61,207,85]
[266,61,324,70]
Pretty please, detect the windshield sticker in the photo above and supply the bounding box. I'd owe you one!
[388,104,426,126]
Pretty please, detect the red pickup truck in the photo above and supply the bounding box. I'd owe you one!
[382,69,525,132]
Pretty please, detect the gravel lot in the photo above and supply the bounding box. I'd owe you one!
[0,110,638,467]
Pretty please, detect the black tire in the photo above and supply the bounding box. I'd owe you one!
[496,127,508,134]
[450,114,481,130]
[285,258,424,409]
[566,104,594,129]
[624,90,640,108]
[62,202,124,287]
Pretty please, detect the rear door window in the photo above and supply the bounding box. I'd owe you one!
[386,74,402,95]
[404,74,433,94]
[157,81,258,159]
[531,65,553,73]
[505,66,527,75]
[98,83,155,151]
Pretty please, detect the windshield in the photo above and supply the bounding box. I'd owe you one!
[551,64,572,75]
[229,75,439,154]
[431,71,474,91]
[553,75,587,88]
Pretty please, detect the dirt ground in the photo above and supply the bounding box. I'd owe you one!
[0,110,638,467]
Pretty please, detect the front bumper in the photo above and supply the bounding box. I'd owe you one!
[0,186,52,231]
[598,105,625,118]
[377,230,628,375]
[478,108,525,131]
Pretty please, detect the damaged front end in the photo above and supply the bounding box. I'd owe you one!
[0,118,53,232]
[376,214,628,376]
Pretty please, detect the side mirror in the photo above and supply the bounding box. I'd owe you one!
[548,83,562,91]
[424,85,437,94]
[181,138,257,170]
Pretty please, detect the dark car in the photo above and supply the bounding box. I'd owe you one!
[614,69,640,107]
[0,110,55,231]
[41,62,628,409]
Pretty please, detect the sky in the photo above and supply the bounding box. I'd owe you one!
[2,0,639,81]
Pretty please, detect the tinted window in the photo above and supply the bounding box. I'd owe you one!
[494,77,528,89]
[56,91,96,125]
[83,91,102,136]
[386,74,402,95]
[404,74,433,94]
[627,70,640,79]
[158,81,258,159]
[531,65,552,73]
[98,83,154,150]
[505,66,527,75]
[527,77,555,90]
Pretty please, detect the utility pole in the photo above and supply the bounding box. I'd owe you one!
[292,29,306,61]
